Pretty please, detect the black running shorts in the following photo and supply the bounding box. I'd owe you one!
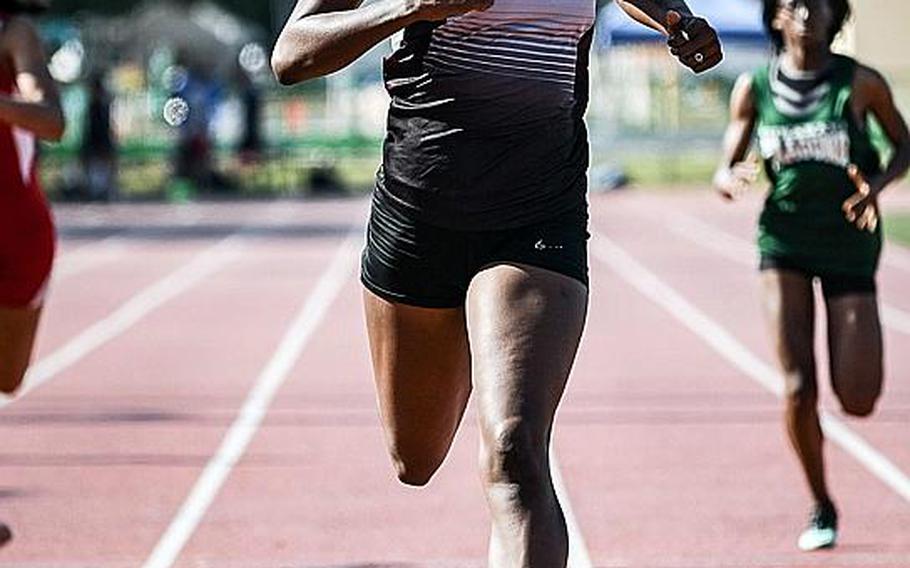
[361,190,589,309]
[760,255,877,299]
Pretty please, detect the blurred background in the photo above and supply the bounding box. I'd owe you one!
[5,4,909,563]
[32,0,910,202]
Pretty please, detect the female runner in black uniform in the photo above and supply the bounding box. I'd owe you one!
[273,1,720,565]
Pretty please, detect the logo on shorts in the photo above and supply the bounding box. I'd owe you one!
[534,239,565,251]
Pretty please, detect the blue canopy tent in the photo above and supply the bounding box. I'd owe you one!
[597,0,768,48]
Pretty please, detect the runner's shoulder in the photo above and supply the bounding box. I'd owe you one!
[854,62,889,89]
[730,72,756,116]
[734,72,755,92]
[0,16,42,52]
[851,60,894,106]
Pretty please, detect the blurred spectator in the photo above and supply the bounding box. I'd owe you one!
[237,69,262,164]
[172,60,230,195]
[80,72,117,201]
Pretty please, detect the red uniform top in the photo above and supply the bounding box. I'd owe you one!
[0,13,55,308]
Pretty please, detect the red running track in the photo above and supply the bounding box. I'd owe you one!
[0,193,906,567]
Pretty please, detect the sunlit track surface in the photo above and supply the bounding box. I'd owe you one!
[0,194,905,567]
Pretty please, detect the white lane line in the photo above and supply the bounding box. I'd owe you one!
[141,233,362,568]
[50,200,294,282]
[2,237,244,408]
[49,200,287,281]
[14,201,306,405]
[54,236,129,279]
[551,448,594,568]
[51,205,211,279]
[666,210,910,274]
[819,415,910,502]
[591,230,910,504]
[883,243,910,272]
[666,212,910,336]
[881,305,910,335]
[664,213,753,266]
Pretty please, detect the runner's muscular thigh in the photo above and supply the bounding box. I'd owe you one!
[467,264,587,446]
[363,289,472,480]
[825,294,882,416]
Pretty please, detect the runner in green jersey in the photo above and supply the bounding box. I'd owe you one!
[714,0,910,553]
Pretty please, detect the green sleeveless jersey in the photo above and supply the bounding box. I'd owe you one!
[753,54,882,277]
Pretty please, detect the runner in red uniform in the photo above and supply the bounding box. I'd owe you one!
[0,0,64,402]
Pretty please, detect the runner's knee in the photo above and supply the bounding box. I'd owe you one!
[835,385,880,417]
[480,417,546,493]
[0,368,26,396]
[783,368,817,409]
[389,446,446,487]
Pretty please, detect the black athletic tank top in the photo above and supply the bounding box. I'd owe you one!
[378,0,596,230]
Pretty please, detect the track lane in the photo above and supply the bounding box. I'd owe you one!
[631,192,910,475]
[171,272,492,567]
[561,191,910,566]
[0,203,361,565]
[2,195,906,567]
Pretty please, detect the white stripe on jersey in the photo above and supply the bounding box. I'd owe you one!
[426,0,594,88]
[12,126,36,187]
[1,19,37,186]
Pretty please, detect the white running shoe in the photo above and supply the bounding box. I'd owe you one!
[797,501,838,551]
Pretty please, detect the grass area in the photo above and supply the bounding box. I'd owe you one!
[886,213,910,247]
[618,151,718,187]
[596,114,899,188]
[41,146,381,201]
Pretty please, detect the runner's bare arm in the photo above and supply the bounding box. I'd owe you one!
[0,17,64,141]
[854,65,910,195]
[615,0,722,73]
[713,73,760,200]
[272,0,493,85]
[614,0,691,33]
